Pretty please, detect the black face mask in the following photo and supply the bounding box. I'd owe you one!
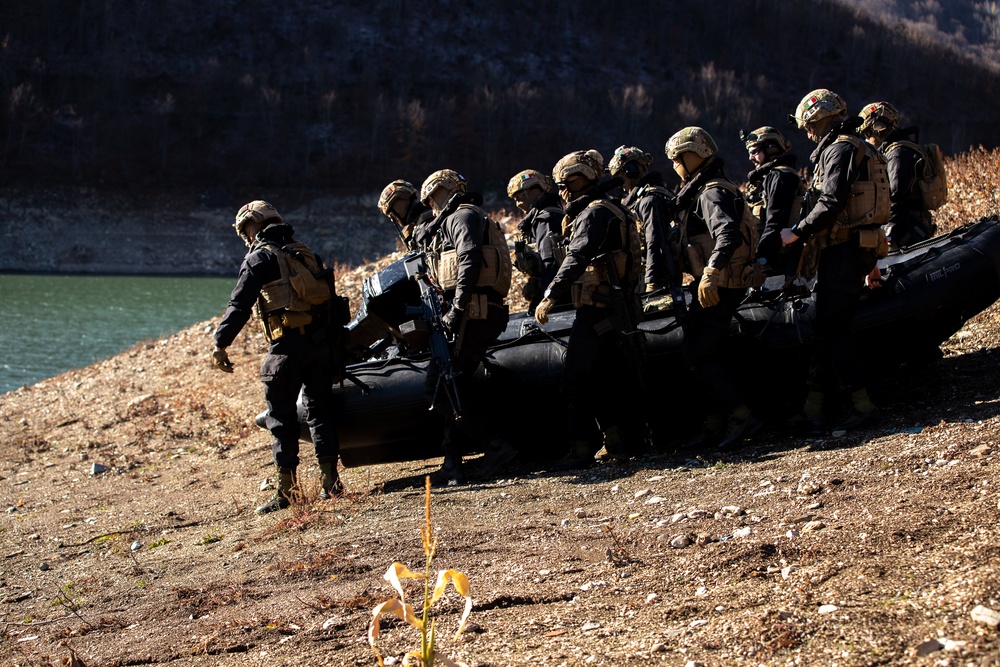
[623,162,641,179]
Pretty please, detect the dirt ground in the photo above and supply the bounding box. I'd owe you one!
[2,280,1000,667]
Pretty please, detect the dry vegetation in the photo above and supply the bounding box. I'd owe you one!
[1,150,1000,666]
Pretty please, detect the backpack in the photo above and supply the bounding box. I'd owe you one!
[885,139,949,210]
[256,241,333,315]
[570,198,644,308]
[748,165,806,234]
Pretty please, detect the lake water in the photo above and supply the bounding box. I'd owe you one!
[0,274,235,395]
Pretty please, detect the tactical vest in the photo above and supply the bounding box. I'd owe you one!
[253,240,333,341]
[428,204,512,299]
[571,199,644,308]
[812,134,890,232]
[748,165,805,233]
[884,139,949,210]
[518,206,567,275]
[627,183,675,264]
[678,179,762,290]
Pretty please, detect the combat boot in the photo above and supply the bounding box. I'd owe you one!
[256,467,295,514]
[475,439,518,479]
[430,455,467,486]
[717,405,764,450]
[550,440,597,472]
[318,458,344,500]
[831,389,880,432]
[783,390,826,436]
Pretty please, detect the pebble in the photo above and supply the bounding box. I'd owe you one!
[781,565,799,579]
[689,619,708,627]
[802,520,827,532]
[259,479,272,491]
[684,662,706,667]
[718,505,743,517]
[733,526,751,538]
[786,529,800,538]
[560,519,570,526]
[695,586,708,596]
[914,638,942,657]
[91,463,108,475]
[669,534,692,549]
[797,480,822,495]
[131,541,142,551]
[646,593,658,604]
[633,489,650,499]
[581,621,601,631]
[969,444,992,457]
[817,604,838,614]
[970,604,1000,627]
[39,562,49,571]
[644,496,665,505]
[831,429,847,437]
[650,643,666,653]
[574,508,587,518]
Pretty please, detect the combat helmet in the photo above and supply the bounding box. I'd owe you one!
[665,127,718,160]
[378,180,419,217]
[791,89,846,129]
[420,169,467,206]
[607,145,653,179]
[858,101,900,136]
[552,149,604,183]
[507,169,551,199]
[234,200,282,242]
[742,126,791,155]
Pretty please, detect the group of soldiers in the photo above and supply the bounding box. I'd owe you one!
[209,87,942,512]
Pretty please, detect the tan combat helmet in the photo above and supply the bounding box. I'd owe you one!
[607,145,653,179]
[791,88,847,129]
[858,101,900,137]
[378,180,419,217]
[507,169,551,198]
[665,127,718,160]
[743,126,792,155]
[420,169,467,206]
[234,200,282,244]
[552,149,604,184]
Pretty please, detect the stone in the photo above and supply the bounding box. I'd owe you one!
[781,565,799,579]
[914,638,943,657]
[802,520,826,532]
[91,463,108,475]
[970,604,1000,627]
[817,604,837,614]
[669,534,692,549]
[733,526,752,538]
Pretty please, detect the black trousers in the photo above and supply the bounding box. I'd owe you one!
[561,305,645,448]
[260,327,339,470]
[808,241,878,393]
[682,286,747,418]
[425,304,509,458]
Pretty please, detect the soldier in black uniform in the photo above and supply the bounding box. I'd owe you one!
[211,201,344,514]
[782,89,884,433]
[858,101,937,249]
[665,127,762,450]
[607,145,678,296]
[506,169,565,315]
[742,126,805,282]
[534,149,648,468]
[417,169,518,485]
[377,179,434,252]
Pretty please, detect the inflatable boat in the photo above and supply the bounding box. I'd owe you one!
[305,216,1000,467]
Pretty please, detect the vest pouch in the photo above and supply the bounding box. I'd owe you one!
[479,244,512,296]
[551,243,567,266]
[280,311,313,329]
[259,280,294,312]
[684,233,714,278]
[857,227,890,258]
[571,265,607,308]
[919,177,947,211]
[431,249,460,291]
[465,293,489,320]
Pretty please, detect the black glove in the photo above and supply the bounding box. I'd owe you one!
[442,306,463,334]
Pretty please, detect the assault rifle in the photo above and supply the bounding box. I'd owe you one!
[400,252,463,421]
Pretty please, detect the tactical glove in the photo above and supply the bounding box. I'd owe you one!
[534,297,557,325]
[212,347,234,373]
[697,266,721,308]
[645,282,662,294]
[442,306,463,334]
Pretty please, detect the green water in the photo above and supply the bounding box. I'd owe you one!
[0,274,235,395]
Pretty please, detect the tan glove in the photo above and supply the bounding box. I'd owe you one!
[697,266,721,308]
[645,282,662,294]
[534,297,557,325]
[211,346,234,373]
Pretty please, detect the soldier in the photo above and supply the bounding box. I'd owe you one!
[377,179,434,253]
[665,127,762,450]
[781,89,886,433]
[607,145,678,297]
[858,101,937,248]
[417,169,518,485]
[211,201,345,514]
[534,149,648,468]
[742,126,806,282]
[506,169,565,315]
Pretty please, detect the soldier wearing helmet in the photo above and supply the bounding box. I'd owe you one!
[212,200,345,513]
[780,88,884,434]
[377,179,433,252]
[741,126,805,280]
[858,101,937,248]
[534,149,648,469]
[506,169,565,315]
[665,126,763,451]
[608,145,678,296]
[415,169,517,485]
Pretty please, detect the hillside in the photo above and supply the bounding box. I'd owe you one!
[2,0,999,200]
[2,151,1000,666]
